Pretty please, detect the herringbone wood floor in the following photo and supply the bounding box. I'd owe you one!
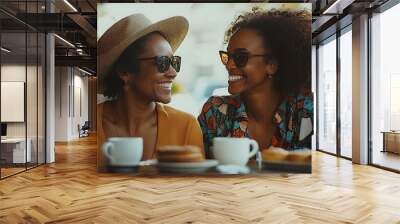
[1,135,399,224]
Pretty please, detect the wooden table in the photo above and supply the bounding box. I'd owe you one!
[105,160,312,175]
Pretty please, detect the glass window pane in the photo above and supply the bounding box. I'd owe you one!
[340,29,352,158]
[1,0,46,179]
[312,45,317,150]
[371,3,400,171]
[1,31,27,177]
[318,37,337,154]
[27,31,38,169]
[38,32,45,165]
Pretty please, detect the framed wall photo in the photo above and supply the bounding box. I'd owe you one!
[97,3,313,175]
[1,81,25,122]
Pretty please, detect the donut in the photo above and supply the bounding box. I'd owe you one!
[157,145,205,162]
[286,150,311,163]
[262,147,289,162]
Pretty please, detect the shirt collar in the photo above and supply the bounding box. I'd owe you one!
[232,94,285,125]
[156,103,169,118]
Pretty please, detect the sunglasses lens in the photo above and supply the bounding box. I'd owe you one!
[233,53,248,68]
[156,56,170,73]
[219,51,248,67]
[219,51,229,65]
[171,56,181,72]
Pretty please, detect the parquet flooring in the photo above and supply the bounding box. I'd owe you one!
[1,167,26,178]
[373,151,400,171]
[0,135,400,223]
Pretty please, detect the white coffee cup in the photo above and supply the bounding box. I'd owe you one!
[102,137,143,166]
[212,137,259,166]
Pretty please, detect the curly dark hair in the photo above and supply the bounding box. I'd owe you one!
[103,32,163,98]
[224,7,311,96]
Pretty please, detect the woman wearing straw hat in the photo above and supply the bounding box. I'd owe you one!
[97,14,204,168]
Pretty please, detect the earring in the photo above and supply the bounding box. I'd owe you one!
[123,80,130,91]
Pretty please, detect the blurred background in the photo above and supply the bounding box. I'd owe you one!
[97,3,311,116]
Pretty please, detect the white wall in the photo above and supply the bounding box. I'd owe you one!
[1,65,26,140]
[1,65,39,138]
[55,66,89,141]
[55,66,69,141]
[1,63,46,164]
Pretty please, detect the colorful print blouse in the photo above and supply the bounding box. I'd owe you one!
[198,92,313,158]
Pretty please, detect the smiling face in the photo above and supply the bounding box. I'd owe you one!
[225,28,276,95]
[121,32,177,104]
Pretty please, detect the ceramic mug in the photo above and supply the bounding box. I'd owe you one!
[102,137,143,166]
[212,137,259,166]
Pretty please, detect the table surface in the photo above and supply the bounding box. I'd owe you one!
[105,160,312,176]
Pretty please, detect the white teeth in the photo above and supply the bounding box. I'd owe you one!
[159,82,172,89]
[229,75,244,81]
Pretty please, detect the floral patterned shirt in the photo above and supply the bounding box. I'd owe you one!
[198,92,313,158]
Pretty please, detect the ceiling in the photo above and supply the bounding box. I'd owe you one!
[0,0,98,74]
[0,0,392,75]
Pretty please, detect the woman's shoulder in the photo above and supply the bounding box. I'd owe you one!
[296,90,313,101]
[200,95,242,115]
[285,91,313,111]
[205,95,241,106]
[159,104,197,122]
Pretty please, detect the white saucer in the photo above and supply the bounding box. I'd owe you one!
[157,160,218,173]
[216,165,250,174]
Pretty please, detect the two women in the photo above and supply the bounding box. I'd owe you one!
[98,8,313,165]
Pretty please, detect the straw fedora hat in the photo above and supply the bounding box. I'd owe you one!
[98,13,189,78]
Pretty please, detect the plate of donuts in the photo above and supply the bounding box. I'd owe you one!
[261,147,311,173]
[156,145,218,173]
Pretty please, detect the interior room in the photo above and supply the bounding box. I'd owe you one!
[0,0,399,223]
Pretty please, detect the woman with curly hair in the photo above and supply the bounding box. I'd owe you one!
[198,8,313,158]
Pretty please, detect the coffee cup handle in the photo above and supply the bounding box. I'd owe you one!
[102,142,115,164]
[248,140,259,159]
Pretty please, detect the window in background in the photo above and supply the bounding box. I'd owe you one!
[1,31,28,178]
[0,0,47,179]
[317,36,337,154]
[371,2,400,171]
[339,28,352,158]
[390,74,400,130]
[311,45,317,150]
[38,32,46,165]
[27,30,38,170]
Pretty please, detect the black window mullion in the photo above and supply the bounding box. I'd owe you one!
[316,44,320,151]
[367,11,373,165]
[25,0,28,171]
[36,0,39,168]
[337,30,341,157]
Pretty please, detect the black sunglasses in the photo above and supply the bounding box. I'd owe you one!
[136,55,181,73]
[219,50,267,68]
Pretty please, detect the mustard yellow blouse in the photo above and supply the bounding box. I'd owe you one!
[97,103,204,170]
